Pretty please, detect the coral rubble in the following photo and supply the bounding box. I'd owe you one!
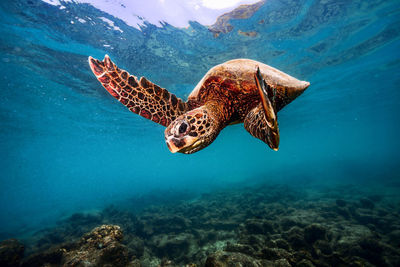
[1,183,400,266]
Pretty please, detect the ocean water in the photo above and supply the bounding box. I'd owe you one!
[1,0,400,265]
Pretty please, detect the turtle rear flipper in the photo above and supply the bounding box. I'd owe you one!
[89,55,188,127]
[244,68,280,151]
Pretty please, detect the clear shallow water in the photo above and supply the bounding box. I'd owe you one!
[0,0,399,241]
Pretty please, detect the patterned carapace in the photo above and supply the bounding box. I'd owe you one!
[89,56,310,154]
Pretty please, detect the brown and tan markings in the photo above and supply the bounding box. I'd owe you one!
[89,55,188,127]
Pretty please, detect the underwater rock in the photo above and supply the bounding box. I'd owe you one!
[275,239,290,250]
[304,224,327,244]
[359,198,375,209]
[356,237,387,266]
[388,230,400,247]
[68,211,103,226]
[272,259,292,267]
[64,225,128,266]
[203,219,238,232]
[335,199,347,207]
[347,205,359,218]
[193,229,215,247]
[21,247,65,267]
[259,247,292,261]
[139,214,190,236]
[150,233,193,260]
[377,208,389,217]
[240,234,267,250]
[205,251,262,266]
[366,194,383,202]
[333,228,389,266]
[26,211,106,255]
[11,183,400,266]
[334,206,351,219]
[280,218,303,231]
[291,250,315,266]
[127,236,145,258]
[243,219,275,235]
[225,242,257,257]
[354,213,380,226]
[63,224,129,267]
[296,259,315,267]
[0,239,24,267]
[285,226,307,250]
[23,225,132,267]
[313,240,332,256]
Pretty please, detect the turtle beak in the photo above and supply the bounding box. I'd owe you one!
[165,137,182,153]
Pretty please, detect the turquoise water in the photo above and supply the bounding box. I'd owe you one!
[0,0,400,248]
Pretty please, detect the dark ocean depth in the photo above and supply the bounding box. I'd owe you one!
[0,0,399,266]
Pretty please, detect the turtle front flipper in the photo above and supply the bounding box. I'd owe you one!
[244,103,280,151]
[88,55,188,127]
[244,67,280,150]
[254,67,277,130]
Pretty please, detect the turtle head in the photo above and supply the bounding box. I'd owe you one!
[165,107,220,154]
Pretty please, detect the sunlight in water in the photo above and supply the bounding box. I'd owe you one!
[0,0,399,265]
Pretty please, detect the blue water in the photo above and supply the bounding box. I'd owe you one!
[0,0,399,240]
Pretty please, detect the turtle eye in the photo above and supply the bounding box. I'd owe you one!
[178,121,188,134]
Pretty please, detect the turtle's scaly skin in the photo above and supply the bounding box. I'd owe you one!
[89,55,188,127]
[89,56,309,154]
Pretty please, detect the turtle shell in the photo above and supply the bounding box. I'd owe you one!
[188,59,309,111]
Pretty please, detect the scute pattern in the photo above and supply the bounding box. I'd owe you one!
[89,55,188,127]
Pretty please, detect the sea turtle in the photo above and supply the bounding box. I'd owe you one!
[88,55,309,154]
